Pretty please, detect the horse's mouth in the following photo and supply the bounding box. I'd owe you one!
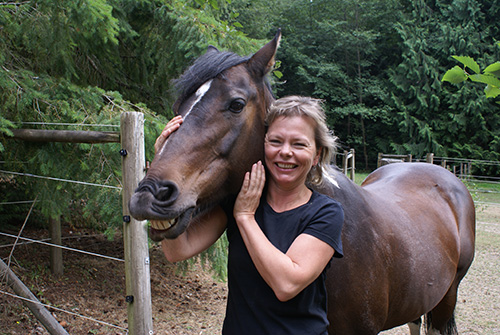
[148,207,194,241]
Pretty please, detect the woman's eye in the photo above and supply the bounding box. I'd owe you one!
[268,139,281,145]
[293,142,307,148]
[228,99,246,113]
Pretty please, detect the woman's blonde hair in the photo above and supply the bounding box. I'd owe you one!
[265,96,337,186]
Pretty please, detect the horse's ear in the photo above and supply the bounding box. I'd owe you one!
[207,45,219,53]
[247,29,281,78]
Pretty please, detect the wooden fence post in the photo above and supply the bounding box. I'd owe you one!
[342,150,348,175]
[49,215,63,276]
[120,112,153,335]
[349,148,355,181]
[377,153,383,168]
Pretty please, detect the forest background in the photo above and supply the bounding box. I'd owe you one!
[0,0,499,243]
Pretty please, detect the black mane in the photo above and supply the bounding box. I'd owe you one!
[172,48,250,113]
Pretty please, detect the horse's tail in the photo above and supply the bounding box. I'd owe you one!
[425,312,458,335]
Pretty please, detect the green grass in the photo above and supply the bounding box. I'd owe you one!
[353,171,370,185]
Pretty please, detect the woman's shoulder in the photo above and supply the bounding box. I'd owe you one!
[310,189,343,209]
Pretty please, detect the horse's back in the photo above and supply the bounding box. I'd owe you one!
[362,162,475,264]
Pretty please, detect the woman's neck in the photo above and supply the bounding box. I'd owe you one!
[266,183,312,213]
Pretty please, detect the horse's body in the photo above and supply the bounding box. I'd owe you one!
[322,163,474,334]
[129,31,475,334]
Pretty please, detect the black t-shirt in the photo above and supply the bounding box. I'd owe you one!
[222,190,344,335]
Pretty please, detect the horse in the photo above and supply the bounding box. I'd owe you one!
[129,30,476,335]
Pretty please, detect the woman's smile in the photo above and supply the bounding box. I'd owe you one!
[276,162,297,169]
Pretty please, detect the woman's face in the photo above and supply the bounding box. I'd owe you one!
[264,115,320,190]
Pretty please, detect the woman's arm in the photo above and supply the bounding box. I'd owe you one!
[234,162,334,302]
[161,206,227,263]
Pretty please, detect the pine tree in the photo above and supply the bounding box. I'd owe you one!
[271,0,401,169]
[388,0,500,173]
[0,0,256,231]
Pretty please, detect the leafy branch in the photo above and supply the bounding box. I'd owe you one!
[442,42,500,103]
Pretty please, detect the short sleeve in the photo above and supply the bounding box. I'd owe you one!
[303,196,344,258]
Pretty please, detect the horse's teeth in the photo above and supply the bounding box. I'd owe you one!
[150,219,174,230]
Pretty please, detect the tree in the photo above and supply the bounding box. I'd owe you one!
[0,0,256,230]
[387,0,500,172]
[1,0,261,278]
[269,0,401,169]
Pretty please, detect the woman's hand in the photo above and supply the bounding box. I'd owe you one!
[233,161,266,222]
[154,115,183,153]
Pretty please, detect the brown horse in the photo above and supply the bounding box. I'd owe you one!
[129,31,476,335]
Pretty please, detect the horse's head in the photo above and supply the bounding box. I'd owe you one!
[129,31,281,241]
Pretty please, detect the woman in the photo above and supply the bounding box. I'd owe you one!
[157,96,344,335]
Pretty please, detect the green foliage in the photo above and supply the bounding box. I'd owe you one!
[0,65,169,229]
[442,45,500,100]
[269,0,401,169]
[176,233,229,280]
[385,0,500,174]
[0,0,258,277]
[2,0,500,276]
[0,0,259,113]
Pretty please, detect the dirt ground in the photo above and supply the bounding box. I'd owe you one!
[0,204,499,335]
[0,228,226,335]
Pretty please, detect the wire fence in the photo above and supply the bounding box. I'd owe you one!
[0,179,128,333]
[431,156,500,208]
[377,153,500,211]
[0,169,122,189]
[0,121,129,334]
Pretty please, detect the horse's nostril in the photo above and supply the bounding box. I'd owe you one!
[135,179,179,205]
[153,181,179,205]
[156,186,173,202]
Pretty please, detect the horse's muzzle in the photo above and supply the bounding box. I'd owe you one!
[129,179,180,219]
[128,178,196,239]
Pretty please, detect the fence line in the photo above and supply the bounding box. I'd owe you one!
[434,156,500,166]
[475,201,500,207]
[468,175,500,182]
[0,169,122,189]
[471,189,500,194]
[13,122,120,128]
[1,112,151,334]
[4,195,35,275]
[0,232,124,262]
[0,237,50,248]
[0,234,101,249]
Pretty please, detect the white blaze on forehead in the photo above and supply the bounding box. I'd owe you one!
[158,79,213,155]
[183,79,213,120]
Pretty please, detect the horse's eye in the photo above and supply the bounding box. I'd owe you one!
[228,99,246,113]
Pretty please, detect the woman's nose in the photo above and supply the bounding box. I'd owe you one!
[280,142,293,156]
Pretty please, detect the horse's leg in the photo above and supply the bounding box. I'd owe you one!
[425,282,459,335]
[408,317,422,335]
